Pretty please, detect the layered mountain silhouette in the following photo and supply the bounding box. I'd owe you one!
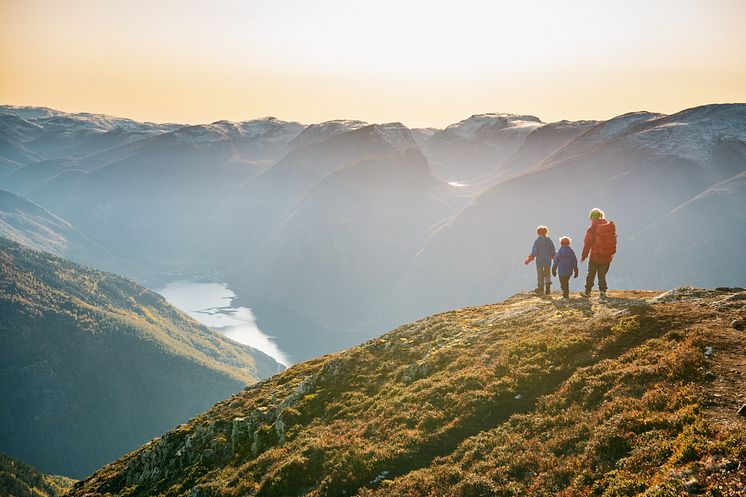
[1,103,745,361]
[386,104,746,326]
[223,122,422,261]
[0,189,75,255]
[245,149,458,336]
[0,238,281,478]
[424,113,545,185]
[66,288,746,496]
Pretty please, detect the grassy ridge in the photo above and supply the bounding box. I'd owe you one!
[70,289,745,496]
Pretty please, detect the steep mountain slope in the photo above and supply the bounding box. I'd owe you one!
[222,123,420,262]
[497,119,598,179]
[410,127,440,147]
[387,104,746,325]
[1,158,82,195]
[535,111,664,167]
[0,112,46,143]
[424,113,544,184]
[242,149,459,353]
[288,120,368,148]
[68,288,746,496]
[0,189,73,254]
[0,238,281,479]
[0,452,76,497]
[20,119,304,265]
[623,171,746,288]
[0,129,40,173]
[0,189,150,279]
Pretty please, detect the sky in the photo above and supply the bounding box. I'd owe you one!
[2,0,745,128]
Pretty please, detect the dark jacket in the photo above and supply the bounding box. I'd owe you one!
[553,246,578,277]
[531,235,556,267]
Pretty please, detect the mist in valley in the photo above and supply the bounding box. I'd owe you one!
[2,104,745,363]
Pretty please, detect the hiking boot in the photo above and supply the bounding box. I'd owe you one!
[534,287,544,295]
[580,290,591,298]
[545,283,551,295]
[600,291,607,299]
[563,294,570,301]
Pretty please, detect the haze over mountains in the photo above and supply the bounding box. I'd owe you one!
[1,103,745,362]
[0,238,281,478]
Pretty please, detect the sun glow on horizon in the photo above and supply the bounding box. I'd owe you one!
[2,0,745,128]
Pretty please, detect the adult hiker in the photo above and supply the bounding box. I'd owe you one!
[580,208,617,298]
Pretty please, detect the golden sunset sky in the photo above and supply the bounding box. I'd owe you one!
[2,0,745,127]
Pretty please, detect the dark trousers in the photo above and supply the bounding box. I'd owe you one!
[559,275,571,297]
[585,261,610,292]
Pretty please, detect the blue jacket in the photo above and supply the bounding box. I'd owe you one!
[531,236,556,267]
[552,245,578,277]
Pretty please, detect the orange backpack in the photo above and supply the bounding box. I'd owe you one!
[594,221,617,257]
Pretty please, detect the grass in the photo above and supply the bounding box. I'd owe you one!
[69,290,746,496]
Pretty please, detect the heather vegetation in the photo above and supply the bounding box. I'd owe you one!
[0,237,280,478]
[0,452,75,497]
[70,288,746,496]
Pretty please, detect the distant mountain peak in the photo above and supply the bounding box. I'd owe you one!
[367,122,418,151]
[467,112,542,122]
[289,119,369,148]
[0,104,63,120]
[619,104,746,163]
[440,113,544,141]
[162,118,305,150]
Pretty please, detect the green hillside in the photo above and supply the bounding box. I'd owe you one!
[0,452,76,497]
[0,237,281,479]
[68,288,745,496]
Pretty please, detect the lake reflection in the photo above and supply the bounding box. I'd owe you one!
[158,280,290,366]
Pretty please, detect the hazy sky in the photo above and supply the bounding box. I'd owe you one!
[2,0,745,127]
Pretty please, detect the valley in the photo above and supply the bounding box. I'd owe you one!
[0,238,282,478]
[1,103,745,484]
[3,3,744,494]
[158,279,290,366]
[2,103,745,363]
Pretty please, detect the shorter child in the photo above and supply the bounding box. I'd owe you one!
[552,236,579,300]
[524,225,556,295]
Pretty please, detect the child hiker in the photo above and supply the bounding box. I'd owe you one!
[552,236,579,300]
[524,225,556,295]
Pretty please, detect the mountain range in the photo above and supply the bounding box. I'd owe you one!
[0,103,745,492]
[1,103,745,362]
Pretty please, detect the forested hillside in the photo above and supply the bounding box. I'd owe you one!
[0,238,281,478]
[0,452,75,497]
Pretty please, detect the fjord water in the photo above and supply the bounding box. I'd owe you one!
[158,280,290,366]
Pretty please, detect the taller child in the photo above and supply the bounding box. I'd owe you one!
[581,208,617,298]
[524,225,556,295]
